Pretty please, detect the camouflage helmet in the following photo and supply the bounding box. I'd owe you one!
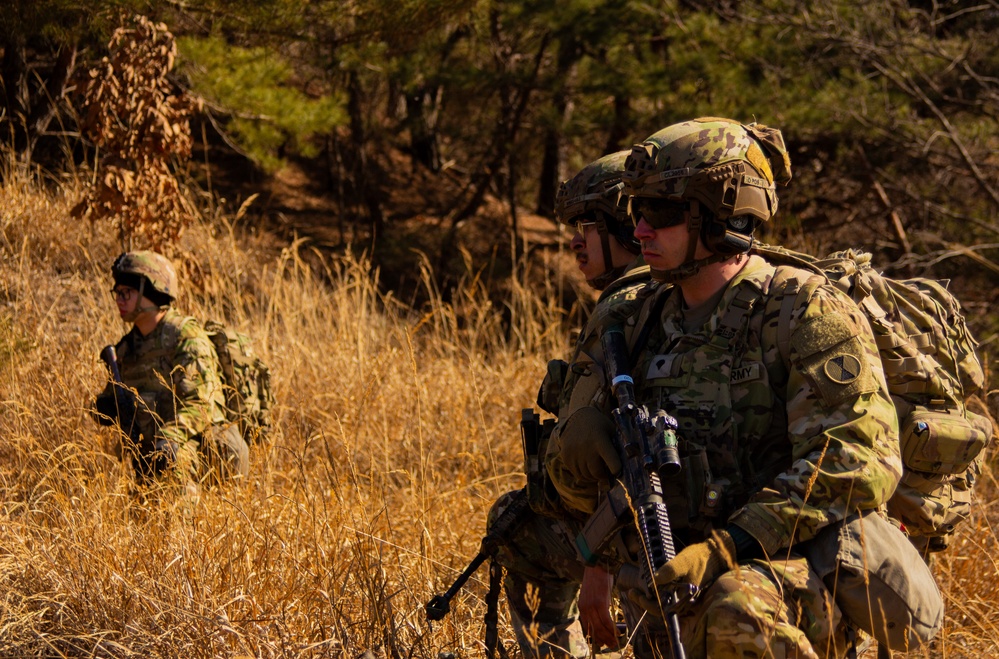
[623,117,792,235]
[622,118,791,283]
[556,150,640,255]
[111,250,178,301]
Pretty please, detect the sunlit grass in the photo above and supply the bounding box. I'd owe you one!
[0,168,996,658]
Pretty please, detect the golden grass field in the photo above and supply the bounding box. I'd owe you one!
[1,171,996,658]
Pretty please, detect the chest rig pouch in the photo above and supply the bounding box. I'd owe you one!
[633,278,789,541]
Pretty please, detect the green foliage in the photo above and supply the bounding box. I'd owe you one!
[177,35,346,171]
[3,0,997,287]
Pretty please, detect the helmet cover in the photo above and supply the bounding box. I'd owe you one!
[556,150,639,253]
[111,250,178,301]
[622,117,792,227]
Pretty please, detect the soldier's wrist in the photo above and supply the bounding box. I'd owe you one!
[725,524,763,561]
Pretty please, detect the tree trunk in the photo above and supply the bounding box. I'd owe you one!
[536,123,560,217]
[1,38,28,154]
[536,37,577,217]
[405,88,441,172]
[345,69,384,254]
[604,93,631,154]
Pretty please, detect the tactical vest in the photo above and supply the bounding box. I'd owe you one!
[531,265,653,520]
[629,259,800,543]
[555,265,653,414]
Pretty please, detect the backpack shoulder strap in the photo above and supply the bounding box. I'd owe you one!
[706,263,776,354]
[766,264,828,368]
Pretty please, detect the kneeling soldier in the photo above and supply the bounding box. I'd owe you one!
[93,250,249,487]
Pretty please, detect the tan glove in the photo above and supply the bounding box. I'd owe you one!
[629,529,738,615]
[558,405,622,482]
[654,529,737,589]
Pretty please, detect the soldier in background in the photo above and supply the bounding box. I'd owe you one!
[545,118,902,657]
[93,250,249,487]
[488,151,650,657]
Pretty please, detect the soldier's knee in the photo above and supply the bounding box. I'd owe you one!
[698,569,824,659]
[201,424,249,484]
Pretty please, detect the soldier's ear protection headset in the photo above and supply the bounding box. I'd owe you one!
[628,196,761,258]
[693,160,773,255]
[698,205,760,256]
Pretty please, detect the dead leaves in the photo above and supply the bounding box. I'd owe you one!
[74,15,199,253]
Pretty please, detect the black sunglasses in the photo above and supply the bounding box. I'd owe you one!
[629,198,688,229]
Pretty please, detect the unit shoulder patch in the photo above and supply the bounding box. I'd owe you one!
[824,354,862,385]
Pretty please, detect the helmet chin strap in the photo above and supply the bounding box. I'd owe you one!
[589,263,630,291]
[596,217,616,278]
[587,216,628,291]
[648,200,740,284]
[120,278,163,323]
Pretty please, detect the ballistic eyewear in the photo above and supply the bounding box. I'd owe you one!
[629,198,688,229]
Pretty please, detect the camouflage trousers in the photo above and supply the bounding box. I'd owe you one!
[631,554,851,659]
[196,423,250,484]
[488,491,590,658]
[488,491,851,659]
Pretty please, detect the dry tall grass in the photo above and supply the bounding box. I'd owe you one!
[0,169,996,658]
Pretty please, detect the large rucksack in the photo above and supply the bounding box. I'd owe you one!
[756,244,994,554]
[203,320,276,445]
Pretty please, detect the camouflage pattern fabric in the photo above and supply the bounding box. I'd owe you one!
[529,263,654,520]
[543,268,655,516]
[555,150,639,261]
[556,265,654,415]
[755,244,993,552]
[112,250,178,299]
[723,556,846,659]
[96,308,248,481]
[622,118,791,224]
[555,151,630,229]
[620,553,848,659]
[545,255,902,657]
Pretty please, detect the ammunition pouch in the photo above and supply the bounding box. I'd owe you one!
[536,359,569,415]
[899,406,990,475]
[520,408,565,519]
[663,443,728,535]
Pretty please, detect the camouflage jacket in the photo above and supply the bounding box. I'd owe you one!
[97,308,228,447]
[546,255,902,556]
